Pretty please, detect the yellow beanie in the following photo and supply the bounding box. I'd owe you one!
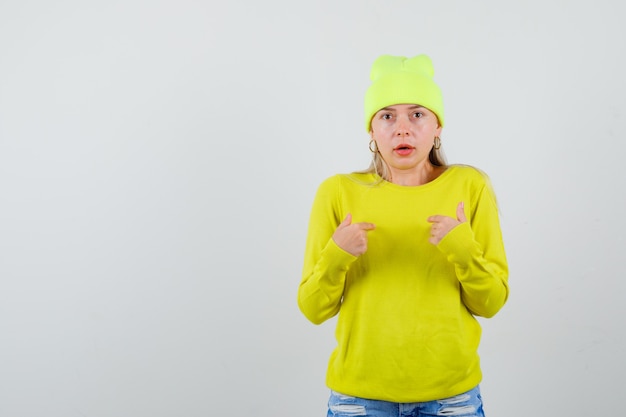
[364,54,444,132]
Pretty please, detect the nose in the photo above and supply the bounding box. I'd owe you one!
[395,117,410,137]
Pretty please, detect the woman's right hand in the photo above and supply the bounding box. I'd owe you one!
[332,213,376,256]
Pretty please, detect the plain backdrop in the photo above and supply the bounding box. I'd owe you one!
[1,1,625,416]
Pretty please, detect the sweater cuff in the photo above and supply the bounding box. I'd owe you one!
[322,238,359,273]
[437,222,479,266]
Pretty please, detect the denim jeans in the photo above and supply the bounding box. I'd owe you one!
[327,386,484,417]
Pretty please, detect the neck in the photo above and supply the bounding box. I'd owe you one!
[388,163,444,186]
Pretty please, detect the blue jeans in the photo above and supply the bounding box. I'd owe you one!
[327,386,484,417]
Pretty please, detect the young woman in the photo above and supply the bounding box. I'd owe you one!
[298,54,509,417]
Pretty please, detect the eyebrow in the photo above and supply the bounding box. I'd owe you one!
[379,105,425,112]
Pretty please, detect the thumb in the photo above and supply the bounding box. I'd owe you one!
[338,213,352,228]
[456,202,467,223]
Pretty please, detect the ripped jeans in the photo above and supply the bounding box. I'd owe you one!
[327,386,484,417]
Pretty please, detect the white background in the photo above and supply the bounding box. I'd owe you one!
[1,1,625,416]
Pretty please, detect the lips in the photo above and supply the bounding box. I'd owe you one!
[394,144,414,155]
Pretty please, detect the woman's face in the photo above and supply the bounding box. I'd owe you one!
[370,104,442,174]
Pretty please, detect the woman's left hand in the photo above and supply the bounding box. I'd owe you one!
[427,202,466,245]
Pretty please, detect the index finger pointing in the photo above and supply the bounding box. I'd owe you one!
[356,222,376,231]
[427,215,445,223]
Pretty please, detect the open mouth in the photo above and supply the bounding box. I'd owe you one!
[394,144,415,154]
[393,143,415,156]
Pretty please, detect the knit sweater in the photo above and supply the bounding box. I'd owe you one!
[298,165,509,403]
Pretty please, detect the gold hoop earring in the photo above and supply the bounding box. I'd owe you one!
[433,136,441,150]
[369,139,378,153]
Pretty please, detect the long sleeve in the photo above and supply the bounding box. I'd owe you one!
[437,178,509,318]
[298,176,357,324]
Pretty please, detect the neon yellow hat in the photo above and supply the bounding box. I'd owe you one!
[364,54,444,132]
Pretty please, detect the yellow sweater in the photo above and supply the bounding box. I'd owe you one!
[298,165,509,402]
